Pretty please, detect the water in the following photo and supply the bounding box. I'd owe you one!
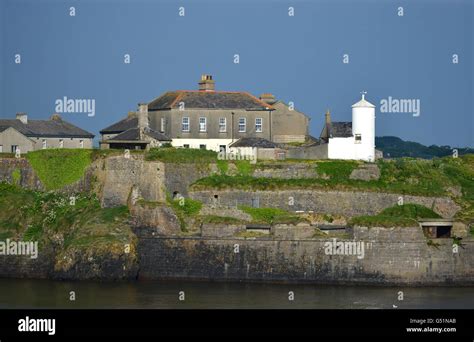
[0,278,473,309]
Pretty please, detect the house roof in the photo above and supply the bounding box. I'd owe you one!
[0,118,94,138]
[230,137,278,148]
[148,91,273,111]
[108,127,171,142]
[329,122,352,138]
[100,116,138,134]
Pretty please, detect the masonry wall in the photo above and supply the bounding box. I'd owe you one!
[286,144,328,159]
[189,189,460,218]
[135,227,474,285]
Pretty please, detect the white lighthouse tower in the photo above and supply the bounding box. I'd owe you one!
[351,92,376,162]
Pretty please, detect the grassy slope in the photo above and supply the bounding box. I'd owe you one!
[26,149,94,190]
[0,183,134,253]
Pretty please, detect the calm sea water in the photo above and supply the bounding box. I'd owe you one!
[0,278,473,309]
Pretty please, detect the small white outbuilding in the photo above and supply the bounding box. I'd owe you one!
[320,92,376,162]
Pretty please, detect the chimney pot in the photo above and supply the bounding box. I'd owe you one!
[198,74,215,91]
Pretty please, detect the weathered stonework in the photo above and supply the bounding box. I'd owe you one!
[136,227,474,285]
[349,164,380,181]
[190,189,460,218]
[130,202,181,236]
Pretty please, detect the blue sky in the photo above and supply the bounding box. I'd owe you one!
[0,0,472,147]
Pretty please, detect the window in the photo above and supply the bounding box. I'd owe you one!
[199,144,206,150]
[80,140,84,148]
[42,139,47,149]
[182,117,190,132]
[355,134,362,143]
[238,118,246,132]
[219,117,227,132]
[160,118,166,133]
[183,144,190,148]
[11,145,18,153]
[199,117,207,132]
[59,139,64,148]
[255,118,263,132]
[219,145,226,153]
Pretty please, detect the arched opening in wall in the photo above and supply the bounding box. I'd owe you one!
[172,191,180,199]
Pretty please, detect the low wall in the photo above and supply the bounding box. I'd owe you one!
[136,227,474,285]
[190,189,460,218]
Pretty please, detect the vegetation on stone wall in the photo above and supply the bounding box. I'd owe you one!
[193,155,474,221]
[238,206,307,225]
[0,183,135,254]
[349,204,441,228]
[26,149,93,190]
[166,194,202,231]
[145,147,217,163]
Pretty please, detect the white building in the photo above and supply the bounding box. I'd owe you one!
[320,92,376,162]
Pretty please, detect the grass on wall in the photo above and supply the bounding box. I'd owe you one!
[0,183,133,251]
[348,204,441,228]
[26,149,93,190]
[238,206,307,225]
[145,147,217,163]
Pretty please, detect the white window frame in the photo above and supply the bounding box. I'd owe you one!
[42,139,47,149]
[160,117,166,133]
[355,134,362,144]
[79,140,84,148]
[182,117,190,132]
[238,118,246,133]
[255,118,263,133]
[219,117,227,132]
[199,117,207,132]
[59,139,64,148]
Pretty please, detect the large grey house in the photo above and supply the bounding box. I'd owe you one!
[100,75,310,152]
[0,113,94,154]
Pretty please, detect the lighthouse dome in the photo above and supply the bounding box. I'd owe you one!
[352,93,375,108]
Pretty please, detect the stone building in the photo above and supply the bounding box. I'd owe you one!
[100,75,310,152]
[0,113,94,154]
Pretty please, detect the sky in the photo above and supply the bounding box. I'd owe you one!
[0,0,472,147]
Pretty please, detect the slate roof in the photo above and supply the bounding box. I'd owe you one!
[0,118,94,138]
[148,91,273,111]
[100,116,138,134]
[329,122,352,138]
[108,127,171,142]
[230,137,278,148]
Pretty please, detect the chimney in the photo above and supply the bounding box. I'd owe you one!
[16,112,28,124]
[137,103,149,136]
[259,93,277,105]
[198,74,215,91]
[325,109,331,125]
[50,113,62,121]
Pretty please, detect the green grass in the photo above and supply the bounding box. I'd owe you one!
[167,195,203,231]
[349,204,441,228]
[199,215,243,224]
[238,206,306,225]
[316,160,359,179]
[145,147,217,163]
[11,168,21,185]
[26,149,93,190]
[234,230,268,238]
[0,183,134,252]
